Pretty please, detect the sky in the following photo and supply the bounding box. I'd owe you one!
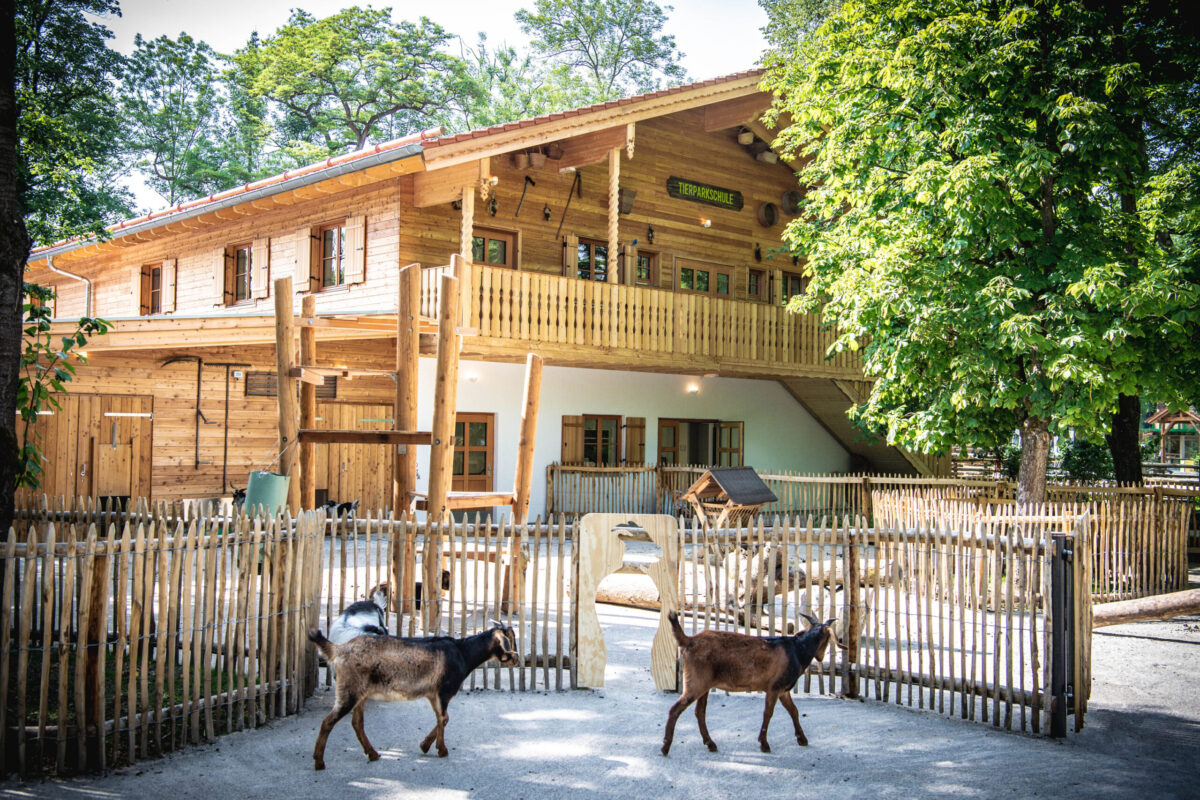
[105,0,769,212]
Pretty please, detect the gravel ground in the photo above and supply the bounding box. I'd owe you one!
[5,585,1200,800]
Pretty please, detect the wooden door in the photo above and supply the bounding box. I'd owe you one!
[658,420,680,465]
[453,413,494,492]
[717,421,744,466]
[314,402,394,511]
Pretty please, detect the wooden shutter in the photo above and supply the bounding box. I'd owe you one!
[561,415,584,464]
[161,258,177,313]
[131,265,146,315]
[251,237,270,299]
[212,246,229,306]
[344,214,366,285]
[623,417,646,464]
[295,226,314,291]
[561,234,578,277]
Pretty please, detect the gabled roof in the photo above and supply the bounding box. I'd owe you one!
[682,467,778,506]
[28,69,766,267]
[1146,407,1200,425]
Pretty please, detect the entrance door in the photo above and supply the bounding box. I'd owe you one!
[453,413,495,492]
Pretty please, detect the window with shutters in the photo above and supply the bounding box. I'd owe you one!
[141,263,162,315]
[317,222,346,288]
[576,238,609,282]
[471,227,516,268]
[583,415,621,466]
[225,243,252,303]
[562,414,641,466]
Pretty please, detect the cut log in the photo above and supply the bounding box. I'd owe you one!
[1092,589,1200,628]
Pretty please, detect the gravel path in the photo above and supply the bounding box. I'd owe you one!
[5,591,1199,800]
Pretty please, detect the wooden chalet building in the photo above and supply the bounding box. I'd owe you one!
[23,70,945,513]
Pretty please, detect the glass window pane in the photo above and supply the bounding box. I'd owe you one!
[323,230,336,261]
[716,273,730,294]
[594,245,607,282]
[577,243,591,280]
[469,421,487,447]
[696,270,709,292]
[748,272,760,295]
[584,418,597,432]
[472,236,486,262]
[661,426,675,447]
[680,268,693,290]
[487,239,506,265]
[151,268,161,292]
[453,451,464,475]
[731,426,740,447]
[583,444,597,465]
[454,422,464,446]
[468,451,487,475]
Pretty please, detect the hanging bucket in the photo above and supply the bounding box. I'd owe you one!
[245,470,290,517]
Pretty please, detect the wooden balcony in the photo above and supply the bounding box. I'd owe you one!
[423,263,862,380]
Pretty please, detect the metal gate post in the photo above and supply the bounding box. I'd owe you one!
[1050,531,1072,738]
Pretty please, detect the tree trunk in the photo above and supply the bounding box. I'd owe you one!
[1017,417,1051,507]
[0,0,32,535]
[1107,393,1144,484]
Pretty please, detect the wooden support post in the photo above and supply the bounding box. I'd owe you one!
[394,263,420,614]
[459,186,474,261]
[299,295,317,510]
[511,353,544,525]
[273,276,301,513]
[607,147,620,284]
[426,273,461,521]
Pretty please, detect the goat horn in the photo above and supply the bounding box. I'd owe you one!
[798,612,819,627]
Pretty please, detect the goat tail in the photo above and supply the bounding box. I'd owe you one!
[666,611,691,648]
[308,628,337,660]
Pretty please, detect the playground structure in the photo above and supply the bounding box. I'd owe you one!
[272,255,543,617]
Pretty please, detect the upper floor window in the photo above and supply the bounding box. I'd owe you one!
[747,268,767,302]
[577,238,609,282]
[472,227,516,268]
[678,258,732,297]
[780,271,807,306]
[227,243,252,303]
[146,264,162,314]
[318,222,346,288]
[634,252,657,286]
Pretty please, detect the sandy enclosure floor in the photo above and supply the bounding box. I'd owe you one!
[6,566,1200,800]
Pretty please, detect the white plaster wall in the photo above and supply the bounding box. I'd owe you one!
[408,359,850,519]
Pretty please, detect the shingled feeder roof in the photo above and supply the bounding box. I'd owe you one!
[686,467,777,506]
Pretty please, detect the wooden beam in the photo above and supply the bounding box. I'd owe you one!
[412,161,481,208]
[626,122,636,159]
[426,273,461,521]
[607,147,619,285]
[702,92,772,131]
[511,353,544,524]
[1092,589,1200,628]
[273,276,301,512]
[299,294,317,510]
[551,126,627,170]
[296,317,398,332]
[288,367,326,385]
[298,429,431,445]
[411,492,517,511]
[394,262,421,613]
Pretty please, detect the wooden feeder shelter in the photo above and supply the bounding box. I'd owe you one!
[680,466,777,529]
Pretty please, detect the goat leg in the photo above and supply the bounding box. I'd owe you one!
[779,692,808,746]
[313,694,357,770]
[419,696,442,754]
[351,700,380,762]
[759,691,779,752]
[661,692,699,756]
[694,692,717,752]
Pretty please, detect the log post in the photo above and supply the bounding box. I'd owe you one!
[273,277,301,513]
[299,294,317,510]
[393,263,420,614]
[426,273,461,521]
[511,353,544,525]
[607,147,620,284]
[1092,588,1200,627]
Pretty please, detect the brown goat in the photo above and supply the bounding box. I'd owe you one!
[308,625,517,768]
[661,611,837,755]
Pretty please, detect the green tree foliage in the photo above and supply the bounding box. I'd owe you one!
[762,0,1200,502]
[452,34,558,130]
[121,33,236,205]
[231,7,480,157]
[1058,438,1114,483]
[516,0,687,105]
[17,285,109,490]
[16,0,132,245]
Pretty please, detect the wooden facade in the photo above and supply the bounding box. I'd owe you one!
[23,71,942,506]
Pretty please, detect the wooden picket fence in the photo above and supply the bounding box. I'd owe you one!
[318,511,573,693]
[673,508,1091,736]
[2,499,325,777]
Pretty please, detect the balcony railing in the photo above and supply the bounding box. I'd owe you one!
[422,263,861,378]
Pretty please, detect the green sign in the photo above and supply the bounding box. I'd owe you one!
[666,176,743,211]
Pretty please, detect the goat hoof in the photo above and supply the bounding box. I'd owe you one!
[437,748,448,758]
[797,737,808,747]
[367,751,380,762]
[707,742,718,752]
[760,742,771,753]
[661,744,671,757]
[419,741,432,754]
[314,761,326,771]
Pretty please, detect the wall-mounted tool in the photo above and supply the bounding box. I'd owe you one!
[515,175,536,217]
[555,170,583,240]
